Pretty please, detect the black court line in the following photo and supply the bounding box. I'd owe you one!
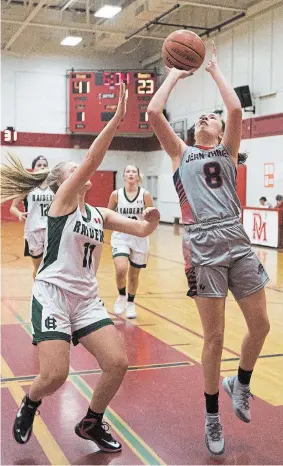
[137,324,156,327]
[1,253,20,264]
[0,361,193,383]
[136,301,241,357]
[221,353,283,362]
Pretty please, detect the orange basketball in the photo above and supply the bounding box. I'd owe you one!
[162,30,206,71]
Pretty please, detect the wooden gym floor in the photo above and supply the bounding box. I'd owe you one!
[1,221,283,465]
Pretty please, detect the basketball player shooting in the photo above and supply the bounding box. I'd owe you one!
[148,41,270,455]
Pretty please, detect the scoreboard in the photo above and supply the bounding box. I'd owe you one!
[68,70,157,136]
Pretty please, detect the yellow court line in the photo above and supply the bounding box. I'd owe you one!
[9,312,166,465]
[1,357,70,466]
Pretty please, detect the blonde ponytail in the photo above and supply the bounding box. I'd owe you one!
[0,153,49,203]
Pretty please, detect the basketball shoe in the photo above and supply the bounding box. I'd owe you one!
[75,417,122,452]
[222,375,253,423]
[13,395,41,444]
[205,413,225,455]
[114,295,127,315]
[125,302,136,319]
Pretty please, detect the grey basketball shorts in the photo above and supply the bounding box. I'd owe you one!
[183,217,269,300]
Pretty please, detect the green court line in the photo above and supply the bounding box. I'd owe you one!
[13,311,166,465]
[71,374,165,465]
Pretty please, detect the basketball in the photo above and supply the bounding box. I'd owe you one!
[162,30,206,71]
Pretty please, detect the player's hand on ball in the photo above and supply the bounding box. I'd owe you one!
[143,207,160,223]
[205,41,218,73]
[165,66,195,79]
[116,82,128,120]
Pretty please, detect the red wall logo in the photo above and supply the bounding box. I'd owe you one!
[253,213,267,241]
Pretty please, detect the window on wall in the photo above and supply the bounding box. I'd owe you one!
[170,118,188,141]
[146,175,158,201]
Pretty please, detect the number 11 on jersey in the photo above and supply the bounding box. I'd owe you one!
[83,243,96,268]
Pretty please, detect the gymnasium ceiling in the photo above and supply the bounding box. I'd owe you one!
[1,0,279,64]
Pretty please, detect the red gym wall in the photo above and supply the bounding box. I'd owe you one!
[0,171,116,222]
[236,165,247,207]
[85,171,116,207]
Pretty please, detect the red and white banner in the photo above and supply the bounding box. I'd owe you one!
[243,208,279,248]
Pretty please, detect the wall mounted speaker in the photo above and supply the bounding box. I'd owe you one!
[234,85,255,112]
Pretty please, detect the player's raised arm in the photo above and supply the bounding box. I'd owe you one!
[147,69,192,170]
[206,41,242,163]
[52,83,128,213]
[100,207,160,237]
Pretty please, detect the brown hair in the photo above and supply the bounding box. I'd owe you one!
[31,155,48,170]
[186,119,248,165]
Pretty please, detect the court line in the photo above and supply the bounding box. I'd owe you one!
[222,353,283,362]
[70,375,166,465]
[220,369,237,372]
[1,356,70,465]
[137,323,156,326]
[149,253,183,265]
[7,305,167,466]
[135,301,241,357]
[1,253,20,264]
[1,380,31,388]
[1,361,193,383]
[266,286,283,293]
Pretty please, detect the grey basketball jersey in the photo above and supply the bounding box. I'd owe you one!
[36,204,104,298]
[173,144,241,224]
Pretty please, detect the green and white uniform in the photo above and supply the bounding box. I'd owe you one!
[31,204,113,345]
[111,187,149,268]
[24,186,54,258]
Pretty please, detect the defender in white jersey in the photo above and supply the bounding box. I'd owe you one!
[108,165,153,319]
[2,85,160,453]
[10,156,53,279]
[148,42,270,456]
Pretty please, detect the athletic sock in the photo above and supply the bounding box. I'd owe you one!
[118,287,126,296]
[238,367,253,386]
[86,407,104,422]
[127,293,135,303]
[27,395,41,408]
[205,391,219,414]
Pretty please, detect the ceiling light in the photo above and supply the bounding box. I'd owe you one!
[61,36,82,46]
[94,5,122,18]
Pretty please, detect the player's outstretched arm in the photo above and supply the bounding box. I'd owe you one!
[10,195,28,221]
[147,68,192,170]
[206,41,242,163]
[99,207,160,237]
[144,191,153,208]
[107,190,118,211]
[54,83,127,208]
